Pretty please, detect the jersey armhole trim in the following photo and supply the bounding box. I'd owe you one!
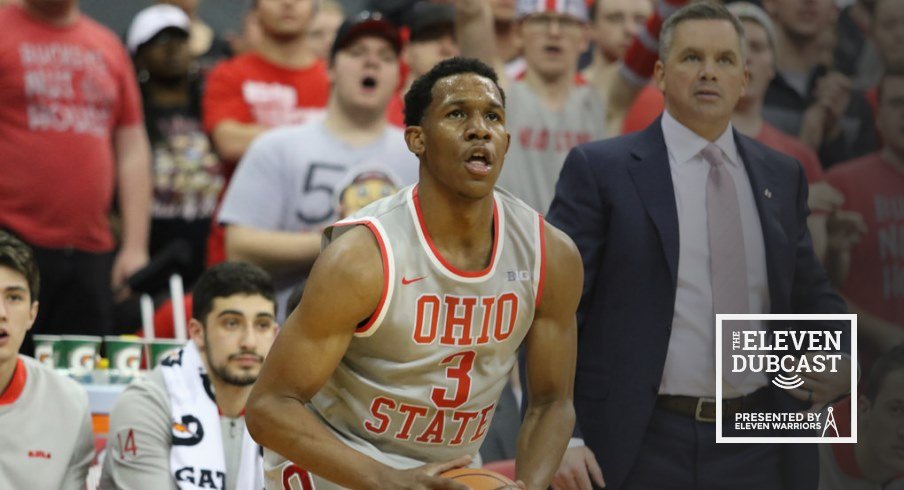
[534,214,547,310]
[338,218,395,337]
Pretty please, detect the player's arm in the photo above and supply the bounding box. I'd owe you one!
[112,124,151,292]
[515,222,583,490]
[245,226,470,490]
[102,377,177,489]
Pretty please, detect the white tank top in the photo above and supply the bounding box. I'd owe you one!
[315,185,545,467]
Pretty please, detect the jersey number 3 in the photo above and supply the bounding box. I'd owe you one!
[431,351,476,409]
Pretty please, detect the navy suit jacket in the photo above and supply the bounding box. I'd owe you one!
[547,117,848,490]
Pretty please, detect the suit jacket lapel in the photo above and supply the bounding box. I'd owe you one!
[628,118,680,286]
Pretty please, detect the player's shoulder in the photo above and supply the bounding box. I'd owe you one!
[20,355,89,411]
[494,187,542,219]
[110,367,170,421]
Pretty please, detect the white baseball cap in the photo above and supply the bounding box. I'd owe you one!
[126,4,191,55]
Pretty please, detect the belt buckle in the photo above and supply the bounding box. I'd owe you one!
[695,397,717,423]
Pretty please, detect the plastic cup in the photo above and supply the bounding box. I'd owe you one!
[105,336,144,381]
[32,334,61,368]
[146,339,185,367]
[57,335,102,375]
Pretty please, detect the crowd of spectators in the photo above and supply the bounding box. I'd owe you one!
[0,0,901,488]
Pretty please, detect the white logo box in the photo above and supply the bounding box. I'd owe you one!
[715,313,858,444]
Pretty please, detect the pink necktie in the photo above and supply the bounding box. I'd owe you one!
[702,144,750,387]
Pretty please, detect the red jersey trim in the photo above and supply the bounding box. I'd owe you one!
[0,358,27,406]
[411,186,501,280]
[337,219,394,337]
[535,216,547,309]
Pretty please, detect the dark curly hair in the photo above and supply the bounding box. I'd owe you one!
[192,262,276,323]
[403,57,505,127]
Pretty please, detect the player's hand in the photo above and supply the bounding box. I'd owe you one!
[551,446,605,490]
[378,455,472,489]
[787,354,853,408]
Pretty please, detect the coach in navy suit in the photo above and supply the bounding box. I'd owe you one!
[546,3,851,490]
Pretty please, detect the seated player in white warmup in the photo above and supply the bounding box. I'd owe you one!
[0,231,94,490]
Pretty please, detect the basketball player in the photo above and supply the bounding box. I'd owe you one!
[246,57,583,490]
[0,231,94,489]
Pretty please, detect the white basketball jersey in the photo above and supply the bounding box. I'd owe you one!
[264,185,546,488]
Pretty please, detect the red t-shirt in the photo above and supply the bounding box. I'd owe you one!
[827,152,904,331]
[202,52,329,167]
[757,122,825,183]
[0,5,143,251]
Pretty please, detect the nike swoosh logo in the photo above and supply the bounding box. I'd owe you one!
[401,276,426,285]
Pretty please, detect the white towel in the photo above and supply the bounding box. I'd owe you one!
[161,341,263,489]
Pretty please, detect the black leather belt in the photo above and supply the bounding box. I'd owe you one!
[656,388,771,423]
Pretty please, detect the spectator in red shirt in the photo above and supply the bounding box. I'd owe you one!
[827,66,904,373]
[0,0,151,344]
[202,0,329,265]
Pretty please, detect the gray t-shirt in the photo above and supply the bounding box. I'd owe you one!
[496,80,607,214]
[219,120,418,316]
[0,355,94,490]
[99,369,248,490]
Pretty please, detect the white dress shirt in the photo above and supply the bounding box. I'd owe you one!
[658,110,770,398]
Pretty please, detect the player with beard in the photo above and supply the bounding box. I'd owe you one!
[100,262,279,490]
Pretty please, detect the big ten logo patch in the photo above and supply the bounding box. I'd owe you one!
[506,270,530,282]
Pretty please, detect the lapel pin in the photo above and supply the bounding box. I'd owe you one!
[764,189,772,199]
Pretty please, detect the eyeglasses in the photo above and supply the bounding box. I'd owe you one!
[523,14,583,31]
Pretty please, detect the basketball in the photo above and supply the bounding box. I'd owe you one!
[440,468,519,489]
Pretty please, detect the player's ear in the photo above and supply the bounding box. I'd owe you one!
[404,126,426,155]
[188,318,205,348]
